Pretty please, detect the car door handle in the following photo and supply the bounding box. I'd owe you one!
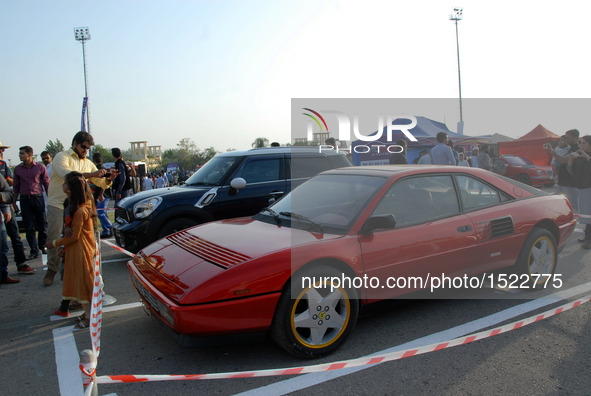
[457,225,472,233]
[269,191,284,197]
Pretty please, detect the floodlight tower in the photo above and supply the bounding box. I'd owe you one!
[449,7,463,126]
[74,27,91,133]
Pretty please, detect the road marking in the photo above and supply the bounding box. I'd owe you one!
[53,302,142,394]
[236,282,591,396]
[53,326,84,396]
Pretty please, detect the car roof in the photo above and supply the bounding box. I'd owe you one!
[320,165,494,178]
[217,146,347,157]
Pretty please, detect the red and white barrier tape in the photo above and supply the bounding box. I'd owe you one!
[573,214,591,219]
[90,239,103,358]
[95,294,590,384]
[100,239,135,257]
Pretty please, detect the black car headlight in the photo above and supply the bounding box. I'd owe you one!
[133,197,163,219]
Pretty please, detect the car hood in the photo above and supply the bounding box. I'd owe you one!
[118,185,214,207]
[134,217,345,303]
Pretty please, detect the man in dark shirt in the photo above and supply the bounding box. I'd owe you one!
[0,142,30,273]
[389,140,408,165]
[547,129,580,212]
[0,173,20,285]
[112,147,132,207]
[13,146,50,260]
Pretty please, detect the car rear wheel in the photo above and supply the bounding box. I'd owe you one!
[515,228,557,288]
[158,218,198,239]
[270,266,359,358]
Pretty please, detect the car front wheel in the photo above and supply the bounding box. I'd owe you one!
[515,228,557,288]
[518,173,531,185]
[270,266,359,358]
[158,218,198,239]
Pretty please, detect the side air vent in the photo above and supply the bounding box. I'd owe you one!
[476,216,514,241]
[168,231,252,268]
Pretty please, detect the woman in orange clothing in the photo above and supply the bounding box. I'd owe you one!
[46,171,98,329]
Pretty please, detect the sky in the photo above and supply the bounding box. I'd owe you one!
[1,0,591,166]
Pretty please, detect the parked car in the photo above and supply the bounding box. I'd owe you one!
[128,165,576,358]
[113,147,352,253]
[493,154,554,186]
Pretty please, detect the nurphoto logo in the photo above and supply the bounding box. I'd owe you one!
[301,108,418,154]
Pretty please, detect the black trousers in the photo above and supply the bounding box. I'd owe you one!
[5,207,26,265]
[20,195,47,256]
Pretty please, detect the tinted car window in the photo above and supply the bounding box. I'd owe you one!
[328,154,353,169]
[456,175,502,210]
[184,156,240,186]
[373,175,458,228]
[505,156,533,166]
[235,158,281,183]
[268,174,386,232]
[289,156,331,179]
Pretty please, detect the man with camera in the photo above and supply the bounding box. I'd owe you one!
[44,132,117,286]
[91,152,113,239]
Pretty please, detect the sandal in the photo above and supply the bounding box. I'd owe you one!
[74,319,89,329]
[54,309,70,318]
[76,313,87,323]
[69,301,83,311]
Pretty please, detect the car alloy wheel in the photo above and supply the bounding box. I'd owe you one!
[516,228,557,288]
[270,265,359,358]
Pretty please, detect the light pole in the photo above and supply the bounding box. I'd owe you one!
[74,27,91,133]
[449,7,463,132]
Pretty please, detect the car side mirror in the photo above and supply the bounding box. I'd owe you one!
[230,178,247,189]
[361,214,396,234]
[229,177,247,196]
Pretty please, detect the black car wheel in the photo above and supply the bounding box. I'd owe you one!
[515,228,557,288]
[158,218,199,239]
[270,265,359,358]
[518,173,531,185]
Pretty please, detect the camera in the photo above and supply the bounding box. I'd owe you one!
[104,172,112,178]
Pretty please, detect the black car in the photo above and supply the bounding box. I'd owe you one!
[112,147,352,253]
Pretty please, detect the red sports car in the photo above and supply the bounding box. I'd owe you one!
[128,166,575,358]
[493,155,554,186]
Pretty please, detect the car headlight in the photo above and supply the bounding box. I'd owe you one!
[536,170,543,175]
[133,197,163,219]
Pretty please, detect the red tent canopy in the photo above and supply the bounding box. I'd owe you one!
[498,124,559,165]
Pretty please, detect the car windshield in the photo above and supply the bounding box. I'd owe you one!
[184,156,240,186]
[265,174,387,232]
[505,156,534,166]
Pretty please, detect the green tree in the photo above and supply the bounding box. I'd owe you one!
[176,138,197,170]
[251,137,269,148]
[44,139,65,157]
[161,148,178,169]
[194,146,219,166]
[92,144,114,163]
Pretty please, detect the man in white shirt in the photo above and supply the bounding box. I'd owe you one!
[429,132,456,165]
[156,174,166,189]
[143,175,154,190]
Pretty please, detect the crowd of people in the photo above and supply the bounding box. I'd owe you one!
[0,132,195,298]
[389,131,495,169]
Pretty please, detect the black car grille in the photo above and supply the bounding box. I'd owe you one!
[116,207,129,222]
[132,274,159,312]
[476,216,514,241]
[168,231,252,268]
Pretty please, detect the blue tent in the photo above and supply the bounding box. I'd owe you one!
[351,116,466,165]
